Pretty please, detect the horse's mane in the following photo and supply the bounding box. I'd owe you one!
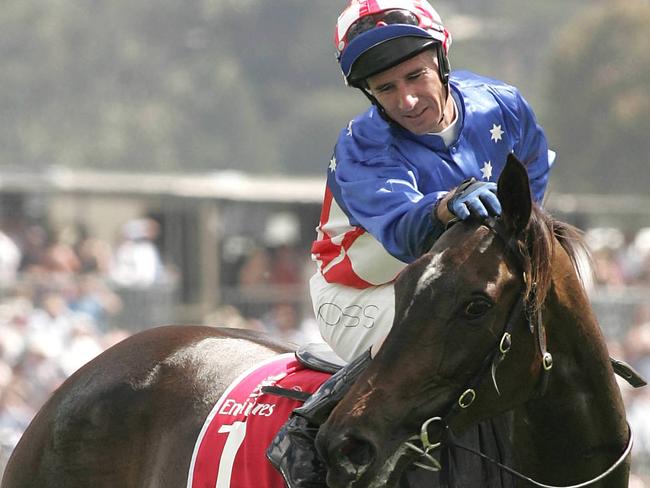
[521,204,588,313]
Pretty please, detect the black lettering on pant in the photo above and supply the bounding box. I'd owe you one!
[317,302,378,329]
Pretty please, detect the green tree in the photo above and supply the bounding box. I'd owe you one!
[0,0,359,174]
[544,0,650,193]
[8,0,629,180]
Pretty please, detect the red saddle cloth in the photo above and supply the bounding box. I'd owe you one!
[187,353,331,488]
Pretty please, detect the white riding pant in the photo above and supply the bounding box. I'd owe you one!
[309,272,395,362]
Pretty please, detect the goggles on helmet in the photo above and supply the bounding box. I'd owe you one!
[344,9,419,46]
[335,0,451,87]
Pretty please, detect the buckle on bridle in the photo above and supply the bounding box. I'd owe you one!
[404,416,443,472]
[499,332,512,354]
[542,352,553,371]
[458,389,476,408]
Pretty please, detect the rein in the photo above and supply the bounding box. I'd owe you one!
[446,423,634,488]
[406,417,634,487]
[403,218,634,485]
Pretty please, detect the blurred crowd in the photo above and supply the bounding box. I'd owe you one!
[586,227,650,288]
[1,220,650,482]
[583,226,650,484]
[0,216,176,471]
[0,213,321,474]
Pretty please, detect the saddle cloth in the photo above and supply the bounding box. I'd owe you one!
[187,353,331,488]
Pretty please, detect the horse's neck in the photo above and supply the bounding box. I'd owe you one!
[514,258,629,484]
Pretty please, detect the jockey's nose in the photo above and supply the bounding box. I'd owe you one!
[397,86,418,112]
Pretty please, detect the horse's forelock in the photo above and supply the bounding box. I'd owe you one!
[523,205,588,312]
[419,208,587,313]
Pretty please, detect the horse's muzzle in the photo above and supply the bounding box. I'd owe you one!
[317,428,378,487]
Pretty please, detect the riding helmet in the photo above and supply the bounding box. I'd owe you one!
[334,0,453,87]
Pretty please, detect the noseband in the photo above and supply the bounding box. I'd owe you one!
[404,217,634,487]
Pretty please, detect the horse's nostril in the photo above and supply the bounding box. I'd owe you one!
[338,434,376,467]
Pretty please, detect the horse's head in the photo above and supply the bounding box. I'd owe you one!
[317,154,565,488]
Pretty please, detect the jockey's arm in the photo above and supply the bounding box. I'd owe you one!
[334,158,447,263]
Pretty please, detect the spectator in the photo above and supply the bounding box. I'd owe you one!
[0,230,21,289]
[69,274,122,332]
[203,304,265,331]
[16,224,48,272]
[58,321,105,377]
[236,246,272,318]
[262,303,312,345]
[76,235,114,275]
[110,218,165,288]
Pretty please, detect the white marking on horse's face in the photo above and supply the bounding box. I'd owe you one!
[401,251,446,319]
[415,251,446,296]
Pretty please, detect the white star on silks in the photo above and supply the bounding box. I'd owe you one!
[490,124,504,143]
[481,161,493,180]
[346,120,354,137]
[329,156,337,172]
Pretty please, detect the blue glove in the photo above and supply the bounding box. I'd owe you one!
[447,178,502,220]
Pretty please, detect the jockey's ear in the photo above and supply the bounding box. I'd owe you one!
[497,153,532,236]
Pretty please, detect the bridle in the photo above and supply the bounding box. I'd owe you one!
[447,217,554,409]
[403,217,634,487]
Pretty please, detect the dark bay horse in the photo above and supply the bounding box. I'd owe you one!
[316,155,634,487]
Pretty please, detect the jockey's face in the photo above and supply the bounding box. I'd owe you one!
[366,50,452,135]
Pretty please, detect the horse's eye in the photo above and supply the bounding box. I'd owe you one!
[464,299,492,318]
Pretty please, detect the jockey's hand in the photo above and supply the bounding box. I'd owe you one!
[438,178,502,222]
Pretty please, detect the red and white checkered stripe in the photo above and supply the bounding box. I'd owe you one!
[335,0,450,54]
[311,186,407,288]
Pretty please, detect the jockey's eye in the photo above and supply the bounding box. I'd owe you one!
[464,299,492,319]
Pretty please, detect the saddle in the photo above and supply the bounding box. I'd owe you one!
[187,353,332,488]
[295,342,347,374]
[258,344,346,402]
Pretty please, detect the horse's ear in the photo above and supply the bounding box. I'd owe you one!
[497,153,532,235]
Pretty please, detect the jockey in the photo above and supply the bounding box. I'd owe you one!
[268,0,554,485]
